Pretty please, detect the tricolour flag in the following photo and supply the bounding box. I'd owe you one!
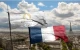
[29,25,68,44]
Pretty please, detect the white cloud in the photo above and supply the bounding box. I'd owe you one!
[9,8,20,13]
[18,0,39,12]
[0,1,40,28]
[52,2,80,14]
[10,11,46,28]
[51,2,80,27]
[1,1,80,29]
[0,2,11,11]
[38,2,45,6]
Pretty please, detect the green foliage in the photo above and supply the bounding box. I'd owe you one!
[37,43,51,50]
[67,41,73,50]
[61,40,68,50]
[72,46,79,50]
[62,40,79,50]
[31,44,36,50]
[37,43,43,47]
[31,41,79,50]
[31,47,36,50]
[42,44,51,50]
[0,48,3,50]
[72,48,78,50]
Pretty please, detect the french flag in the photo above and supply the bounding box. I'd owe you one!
[29,25,68,44]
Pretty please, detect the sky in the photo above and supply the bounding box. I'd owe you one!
[0,0,80,10]
[0,0,80,30]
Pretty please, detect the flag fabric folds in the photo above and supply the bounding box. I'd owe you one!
[29,25,68,44]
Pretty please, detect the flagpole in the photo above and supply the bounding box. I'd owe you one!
[28,27,31,50]
[7,6,13,50]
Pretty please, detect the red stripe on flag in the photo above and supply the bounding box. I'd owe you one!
[53,25,68,42]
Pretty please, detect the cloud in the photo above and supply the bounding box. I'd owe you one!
[50,2,80,27]
[0,2,11,11]
[0,1,80,30]
[51,2,80,18]
[38,2,45,6]
[18,0,39,12]
[0,1,40,28]
[53,9,74,18]
[0,12,9,28]
[9,8,20,13]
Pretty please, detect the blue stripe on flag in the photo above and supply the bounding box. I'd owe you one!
[29,27,42,44]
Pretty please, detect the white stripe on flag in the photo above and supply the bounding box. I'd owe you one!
[41,27,56,42]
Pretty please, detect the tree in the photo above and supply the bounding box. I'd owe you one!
[31,44,36,50]
[0,48,3,50]
[61,40,68,50]
[37,43,51,50]
[66,41,73,50]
